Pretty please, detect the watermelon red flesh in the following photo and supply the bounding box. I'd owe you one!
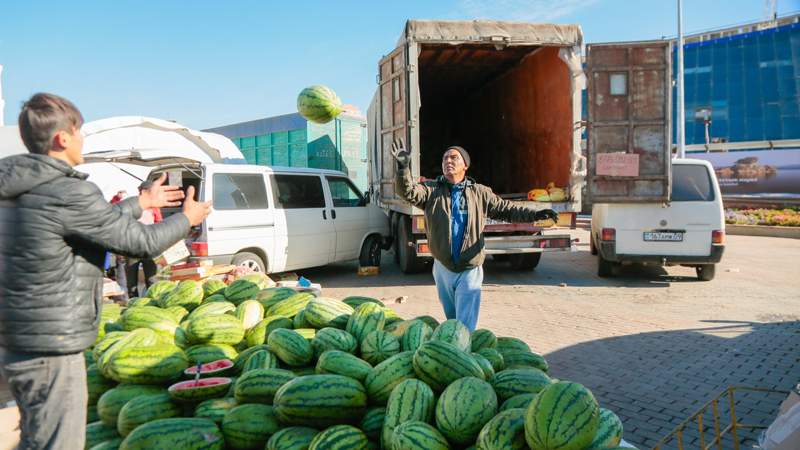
[183,359,234,377]
[168,377,232,402]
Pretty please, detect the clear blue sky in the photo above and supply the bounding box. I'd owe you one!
[1,0,797,130]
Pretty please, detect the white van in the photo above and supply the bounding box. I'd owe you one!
[590,159,725,281]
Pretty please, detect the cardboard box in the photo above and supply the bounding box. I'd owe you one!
[155,240,190,266]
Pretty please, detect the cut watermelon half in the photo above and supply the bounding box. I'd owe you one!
[168,377,232,402]
[183,359,234,378]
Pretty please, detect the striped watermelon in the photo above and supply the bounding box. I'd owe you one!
[97,329,161,377]
[193,397,238,424]
[430,319,471,351]
[490,368,552,400]
[232,344,270,372]
[242,349,279,372]
[360,407,386,441]
[97,384,163,427]
[476,348,505,372]
[183,359,234,378]
[87,405,100,424]
[501,393,539,412]
[589,408,624,449]
[160,280,204,311]
[346,302,386,343]
[400,320,432,352]
[125,297,156,308]
[273,374,368,427]
[267,292,315,318]
[165,306,189,323]
[89,437,123,450]
[257,287,298,310]
[391,421,450,450]
[312,327,358,357]
[92,331,129,364]
[297,85,344,124]
[502,350,549,372]
[342,295,385,308]
[86,421,121,449]
[96,303,123,343]
[116,393,181,437]
[119,418,223,450]
[309,425,368,450]
[235,299,264,330]
[293,309,312,329]
[168,377,232,402]
[186,301,236,322]
[413,315,440,330]
[234,368,296,404]
[202,279,227,299]
[476,407,527,450]
[107,344,188,384]
[186,314,245,346]
[291,365,318,377]
[361,330,400,365]
[224,279,261,305]
[316,350,373,382]
[87,364,116,406]
[119,306,177,336]
[472,352,496,379]
[184,344,238,364]
[245,315,293,347]
[268,328,314,366]
[495,336,531,354]
[203,293,227,303]
[524,381,600,450]
[304,297,355,329]
[381,379,435,449]
[470,329,497,351]
[412,340,484,391]
[364,351,417,405]
[144,280,177,301]
[222,403,281,449]
[384,319,414,337]
[435,377,498,445]
[266,426,319,450]
[297,328,320,340]
[239,272,275,289]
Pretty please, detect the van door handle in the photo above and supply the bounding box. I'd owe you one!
[322,210,327,220]
[331,210,337,219]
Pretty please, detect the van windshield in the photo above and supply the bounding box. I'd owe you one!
[671,165,715,202]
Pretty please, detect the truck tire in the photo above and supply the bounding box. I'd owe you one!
[597,254,615,278]
[359,234,382,267]
[233,251,266,273]
[696,264,715,281]
[589,233,598,255]
[397,217,427,274]
[508,253,541,270]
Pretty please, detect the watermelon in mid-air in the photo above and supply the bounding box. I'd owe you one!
[297,85,343,124]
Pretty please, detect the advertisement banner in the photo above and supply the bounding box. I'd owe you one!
[688,148,800,198]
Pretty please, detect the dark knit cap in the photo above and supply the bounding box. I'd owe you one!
[444,146,471,167]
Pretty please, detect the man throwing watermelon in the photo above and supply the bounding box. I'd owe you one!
[392,138,558,332]
[0,93,211,449]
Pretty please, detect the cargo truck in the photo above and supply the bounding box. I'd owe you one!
[367,20,672,273]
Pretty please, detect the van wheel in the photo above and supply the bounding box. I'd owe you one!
[590,234,598,255]
[508,253,541,270]
[397,217,427,274]
[232,252,266,273]
[598,254,615,277]
[696,264,715,281]
[359,235,382,267]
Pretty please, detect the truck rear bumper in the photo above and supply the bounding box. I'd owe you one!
[415,234,574,257]
[599,243,725,265]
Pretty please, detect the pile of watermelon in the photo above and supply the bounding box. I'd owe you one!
[85,273,632,450]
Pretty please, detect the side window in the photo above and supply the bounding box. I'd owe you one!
[212,173,269,210]
[326,177,365,208]
[270,174,326,209]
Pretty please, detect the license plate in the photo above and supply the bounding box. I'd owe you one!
[643,231,683,242]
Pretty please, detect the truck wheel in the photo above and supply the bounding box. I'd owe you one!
[359,235,382,267]
[597,254,615,278]
[696,264,715,281]
[397,217,427,274]
[589,233,598,255]
[232,251,266,273]
[508,253,541,270]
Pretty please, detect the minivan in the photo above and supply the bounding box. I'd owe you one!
[591,159,725,281]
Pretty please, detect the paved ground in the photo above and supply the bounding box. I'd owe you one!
[1,231,797,449]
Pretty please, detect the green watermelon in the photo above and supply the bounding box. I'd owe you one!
[391,421,450,450]
[293,309,312,329]
[501,393,539,412]
[589,408,624,450]
[430,319,471,351]
[224,278,261,305]
[193,397,238,424]
[202,279,227,299]
[472,352,496,379]
[160,280,204,311]
[97,329,161,377]
[268,328,313,367]
[495,336,531,354]
[235,299,264,330]
[92,331,129,364]
[203,293,227,303]
[144,280,177,301]
[341,295,385,308]
[470,328,497,351]
[126,297,157,308]
[186,314,245,345]
[435,377,498,445]
[95,303,123,343]
[234,368,296,404]
[116,393,181,437]
[168,377,232,402]
[87,364,116,406]
[86,421,121,449]
[97,384,163,428]
[476,407,527,450]
[239,272,274,289]
[346,302,386,343]
[183,358,234,378]
[245,315,293,347]
[502,350,549,372]
[297,85,344,124]
[232,344,270,372]
[524,381,600,450]
[267,292,315,318]
[360,330,400,365]
[312,327,358,357]
[184,344,238,364]
[89,437,123,450]
[222,403,281,449]
[257,287,298,310]
[316,350,373,382]
[476,348,505,372]
[119,306,178,338]
[266,426,319,450]
[186,301,236,321]
[400,320,432,352]
[363,351,417,405]
[412,340,484,391]
[106,344,188,384]
[241,349,279,372]
[164,306,189,323]
[381,379,435,449]
[413,315,440,330]
[490,368,552,400]
[273,374,368,428]
[119,418,223,450]
[295,328,317,341]
[308,424,369,450]
[304,297,354,329]
[360,407,385,441]
[87,405,100,424]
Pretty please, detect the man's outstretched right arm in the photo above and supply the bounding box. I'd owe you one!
[392,138,431,208]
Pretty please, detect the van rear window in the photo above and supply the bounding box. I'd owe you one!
[212,173,269,210]
[671,165,715,202]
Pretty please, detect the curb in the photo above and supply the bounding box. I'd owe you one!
[726,224,800,239]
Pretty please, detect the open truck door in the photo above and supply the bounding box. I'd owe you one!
[586,41,672,204]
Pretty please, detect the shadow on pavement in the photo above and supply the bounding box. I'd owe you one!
[543,320,800,449]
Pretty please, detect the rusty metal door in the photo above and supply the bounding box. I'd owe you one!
[586,41,672,203]
[377,44,409,204]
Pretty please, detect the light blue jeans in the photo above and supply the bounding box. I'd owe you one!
[432,259,484,332]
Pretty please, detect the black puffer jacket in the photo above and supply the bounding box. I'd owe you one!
[0,154,190,354]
